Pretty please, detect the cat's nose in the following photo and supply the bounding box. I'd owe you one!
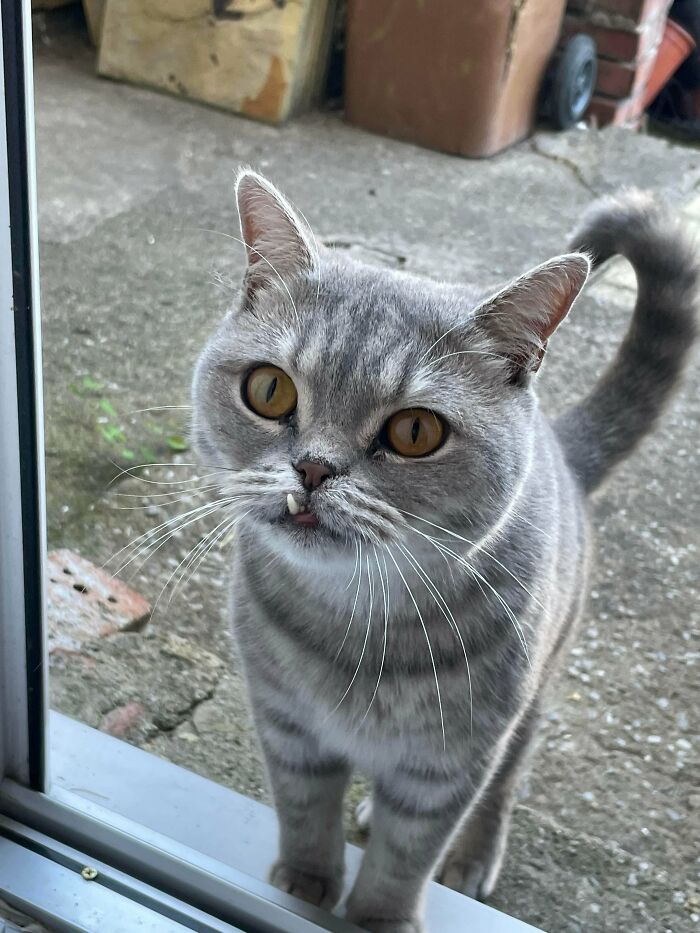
[293,459,333,490]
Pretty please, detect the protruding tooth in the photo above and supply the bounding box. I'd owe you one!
[287,493,301,515]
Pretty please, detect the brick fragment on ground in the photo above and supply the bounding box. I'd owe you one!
[99,701,145,738]
[47,548,150,653]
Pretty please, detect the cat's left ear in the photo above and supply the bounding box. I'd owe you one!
[235,169,315,301]
[474,253,590,383]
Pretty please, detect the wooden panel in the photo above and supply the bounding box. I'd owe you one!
[98,0,335,123]
[82,0,106,46]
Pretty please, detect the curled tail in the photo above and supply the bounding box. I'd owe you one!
[555,190,699,495]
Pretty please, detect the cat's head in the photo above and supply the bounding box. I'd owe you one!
[192,170,588,554]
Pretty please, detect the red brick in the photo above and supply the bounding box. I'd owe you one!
[99,702,145,738]
[595,52,656,97]
[590,0,671,27]
[563,11,668,62]
[588,91,646,125]
[47,549,150,653]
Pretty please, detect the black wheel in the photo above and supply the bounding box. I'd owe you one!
[551,34,597,129]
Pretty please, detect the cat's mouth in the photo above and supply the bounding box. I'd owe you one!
[285,492,320,528]
[283,492,321,530]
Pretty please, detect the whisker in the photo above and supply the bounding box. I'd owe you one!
[110,496,241,578]
[107,461,226,488]
[335,539,364,659]
[126,405,193,415]
[397,541,472,736]
[114,484,219,499]
[385,545,446,752]
[327,553,375,720]
[198,228,301,325]
[359,545,389,725]
[418,531,532,667]
[170,508,251,608]
[399,509,544,611]
[429,349,509,366]
[104,497,229,569]
[345,539,361,591]
[149,509,237,621]
[294,204,322,310]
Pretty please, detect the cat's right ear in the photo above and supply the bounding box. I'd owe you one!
[235,169,315,304]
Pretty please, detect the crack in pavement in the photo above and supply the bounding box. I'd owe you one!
[529,139,599,196]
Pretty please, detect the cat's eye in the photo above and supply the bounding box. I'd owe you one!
[244,365,298,419]
[385,409,445,457]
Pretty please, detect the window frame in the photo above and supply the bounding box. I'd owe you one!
[0,3,541,930]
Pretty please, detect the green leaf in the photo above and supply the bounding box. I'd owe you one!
[139,446,157,463]
[82,375,103,391]
[166,434,189,452]
[99,398,118,419]
[120,448,135,460]
[99,425,126,444]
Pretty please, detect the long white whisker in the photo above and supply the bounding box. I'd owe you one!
[345,539,361,591]
[112,497,242,578]
[399,509,544,611]
[126,405,193,415]
[149,511,234,621]
[360,545,389,725]
[335,539,363,659]
[104,497,233,569]
[108,464,227,488]
[430,349,509,365]
[198,228,300,325]
[114,483,221,500]
[397,541,472,736]
[327,553,374,720]
[419,532,532,667]
[385,545,446,752]
[172,508,251,607]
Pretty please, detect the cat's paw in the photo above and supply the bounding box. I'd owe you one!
[437,854,497,901]
[269,861,343,909]
[355,795,372,833]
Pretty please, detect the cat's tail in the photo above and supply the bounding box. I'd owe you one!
[555,190,698,495]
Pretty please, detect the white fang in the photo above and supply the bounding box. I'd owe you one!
[287,493,301,515]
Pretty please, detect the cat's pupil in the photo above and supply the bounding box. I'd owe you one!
[411,418,420,444]
[266,376,278,403]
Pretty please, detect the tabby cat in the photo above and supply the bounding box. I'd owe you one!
[192,172,697,932]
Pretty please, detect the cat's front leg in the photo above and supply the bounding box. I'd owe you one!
[345,774,473,933]
[254,703,351,910]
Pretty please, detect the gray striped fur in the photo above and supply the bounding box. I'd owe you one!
[191,173,698,933]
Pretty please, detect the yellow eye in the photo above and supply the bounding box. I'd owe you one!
[386,409,445,457]
[244,365,298,419]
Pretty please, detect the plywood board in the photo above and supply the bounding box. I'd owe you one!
[98,0,335,123]
[82,0,106,46]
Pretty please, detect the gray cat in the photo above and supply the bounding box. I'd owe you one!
[192,171,698,933]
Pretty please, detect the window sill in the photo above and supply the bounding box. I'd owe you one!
[0,713,541,932]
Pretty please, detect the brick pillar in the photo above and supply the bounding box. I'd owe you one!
[564,0,673,126]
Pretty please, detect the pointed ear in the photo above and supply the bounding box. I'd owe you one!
[235,169,315,302]
[475,253,590,384]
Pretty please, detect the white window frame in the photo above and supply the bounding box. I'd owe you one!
[0,3,542,930]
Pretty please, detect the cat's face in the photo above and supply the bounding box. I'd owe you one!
[192,172,589,554]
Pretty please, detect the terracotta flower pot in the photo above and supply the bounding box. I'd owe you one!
[643,19,696,109]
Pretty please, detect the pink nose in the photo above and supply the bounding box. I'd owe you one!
[293,460,333,490]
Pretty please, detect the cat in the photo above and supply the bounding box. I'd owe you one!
[191,170,698,933]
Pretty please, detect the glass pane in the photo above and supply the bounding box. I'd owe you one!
[34,5,699,933]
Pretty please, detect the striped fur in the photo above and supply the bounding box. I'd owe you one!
[191,173,698,933]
